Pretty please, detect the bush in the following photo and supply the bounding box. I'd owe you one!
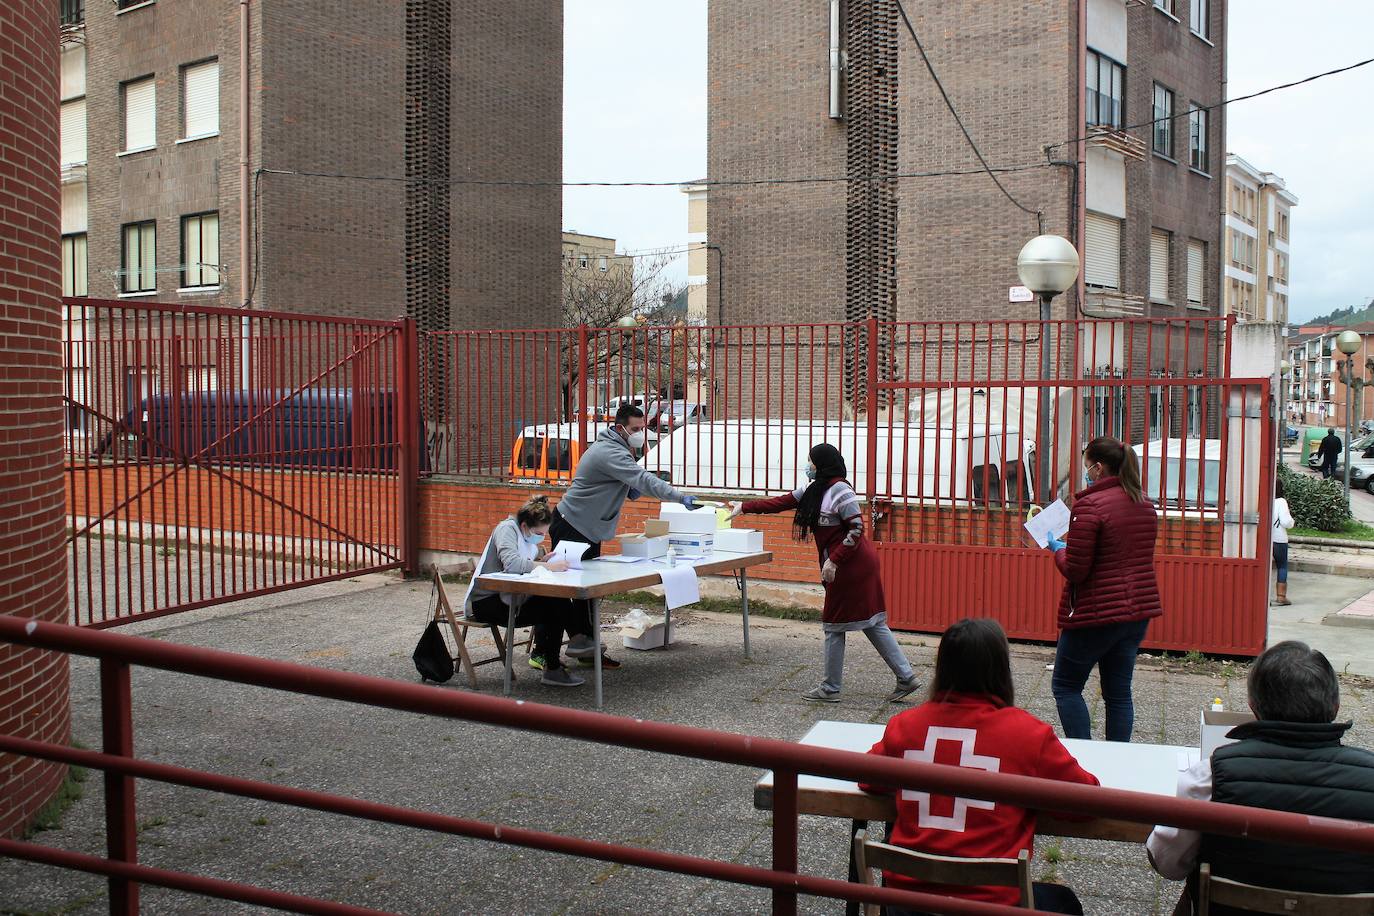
[1278,464,1353,532]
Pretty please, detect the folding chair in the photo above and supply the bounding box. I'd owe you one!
[852,828,1034,916]
[1196,863,1374,915]
[430,564,534,689]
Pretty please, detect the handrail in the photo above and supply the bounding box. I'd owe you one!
[5,613,1374,915]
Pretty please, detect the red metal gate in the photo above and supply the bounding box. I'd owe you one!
[62,299,418,627]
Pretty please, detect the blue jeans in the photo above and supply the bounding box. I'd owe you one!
[1273,542,1289,584]
[1051,618,1150,741]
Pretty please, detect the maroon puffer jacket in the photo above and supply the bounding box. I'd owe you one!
[1054,476,1163,630]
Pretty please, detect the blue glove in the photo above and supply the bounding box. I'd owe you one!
[682,495,696,509]
[628,488,641,501]
[1047,537,1066,553]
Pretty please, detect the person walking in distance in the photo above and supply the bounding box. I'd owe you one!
[730,443,921,703]
[1317,427,1343,480]
[1045,437,1162,741]
[1271,477,1295,606]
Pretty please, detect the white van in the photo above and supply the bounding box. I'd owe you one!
[643,419,1038,506]
[1133,438,1221,508]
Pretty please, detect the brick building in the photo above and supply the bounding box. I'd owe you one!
[1,0,72,838]
[57,0,562,328]
[707,0,1227,408]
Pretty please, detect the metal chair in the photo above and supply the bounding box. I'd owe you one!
[852,828,1034,915]
[1196,863,1374,915]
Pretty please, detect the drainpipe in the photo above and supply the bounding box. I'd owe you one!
[239,0,252,389]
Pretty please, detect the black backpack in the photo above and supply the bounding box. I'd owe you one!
[412,620,454,683]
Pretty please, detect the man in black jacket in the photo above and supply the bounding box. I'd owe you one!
[1146,641,1374,913]
[1317,427,1343,479]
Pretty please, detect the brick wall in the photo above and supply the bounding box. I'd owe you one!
[0,0,73,839]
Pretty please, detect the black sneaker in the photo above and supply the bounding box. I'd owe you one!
[540,668,585,688]
[578,653,622,670]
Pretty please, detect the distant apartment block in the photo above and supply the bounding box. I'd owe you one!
[1287,325,1374,428]
[681,181,709,324]
[1223,155,1297,323]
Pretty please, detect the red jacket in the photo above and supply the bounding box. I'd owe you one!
[1054,476,1163,629]
[860,693,1100,908]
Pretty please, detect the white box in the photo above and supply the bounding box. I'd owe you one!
[714,528,764,553]
[667,532,714,554]
[659,503,719,534]
[621,618,670,650]
[1200,708,1255,760]
[617,534,669,558]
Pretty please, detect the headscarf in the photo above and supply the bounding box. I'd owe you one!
[793,443,848,540]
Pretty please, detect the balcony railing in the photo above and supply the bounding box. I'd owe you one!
[1084,288,1146,317]
[59,0,83,26]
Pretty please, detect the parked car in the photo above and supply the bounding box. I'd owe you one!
[648,400,709,434]
[1307,431,1373,470]
[590,393,654,423]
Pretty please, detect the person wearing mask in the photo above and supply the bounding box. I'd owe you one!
[729,444,921,703]
[1045,436,1162,741]
[1146,641,1374,914]
[1271,478,1295,606]
[466,495,590,688]
[550,403,698,668]
[859,619,1098,914]
[1317,427,1343,480]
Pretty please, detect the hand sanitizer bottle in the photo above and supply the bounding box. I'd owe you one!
[666,545,677,568]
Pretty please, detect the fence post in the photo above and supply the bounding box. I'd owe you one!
[771,768,798,915]
[100,658,138,915]
[865,316,879,505]
[397,317,421,575]
[577,324,589,447]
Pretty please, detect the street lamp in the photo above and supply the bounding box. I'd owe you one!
[1336,329,1362,497]
[1279,359,1290,467]
[1017,235,1081,502]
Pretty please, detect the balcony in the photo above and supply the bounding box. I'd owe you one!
[1086,125,1147,162]
[1085,289,1146,317]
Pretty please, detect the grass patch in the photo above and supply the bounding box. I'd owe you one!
[1294,521,1374,542]
[602,589,821,622]
[22,760,89,838]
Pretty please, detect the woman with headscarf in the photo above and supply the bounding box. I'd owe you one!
[729,444,921,703]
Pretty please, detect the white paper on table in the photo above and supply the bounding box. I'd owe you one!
[598,555,646,564]
[1024,499,1071,548]
[549,540,592,569]
[658,565,700,610]
[655,554,704,564]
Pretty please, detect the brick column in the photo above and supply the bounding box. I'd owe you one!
[0,0,73,838]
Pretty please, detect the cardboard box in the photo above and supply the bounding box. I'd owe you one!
[621,614,670,650]
[1200,708,1255,759]
[659,503,719,534]
[644,518,671,538]
[667,532,714,554]
[617,534,669,558]
[714,528,764,553]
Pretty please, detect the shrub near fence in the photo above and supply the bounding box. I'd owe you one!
[1278,464,1353,532]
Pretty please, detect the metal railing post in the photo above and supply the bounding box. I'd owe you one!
[771,768,798,915]
[397,318,420,575]
[577,324,589,446]
[865,316,879,505]
[100,658,138,915]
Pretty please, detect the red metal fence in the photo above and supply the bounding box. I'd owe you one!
[4,614,1372,916]
[61,298,418,628]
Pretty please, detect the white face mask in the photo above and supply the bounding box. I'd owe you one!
[625,429,647,450]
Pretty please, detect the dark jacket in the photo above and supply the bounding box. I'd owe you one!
[1318,434,1344,462]
[1053,476,1162,629]
[1201,720,1374,909]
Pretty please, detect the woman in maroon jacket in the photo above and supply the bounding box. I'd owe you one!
[1047,436,1162,741]
[729,443,921,703]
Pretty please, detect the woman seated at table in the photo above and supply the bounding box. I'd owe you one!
[859,618,1099,915]
[465,495,592,688]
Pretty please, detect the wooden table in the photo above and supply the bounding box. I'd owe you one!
[755,720,1199,915]
[476,549,774,708]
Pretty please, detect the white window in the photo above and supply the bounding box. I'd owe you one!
[185,366,218,391]
[121,221,156,293]
[66,367,90,436]
[1186,240,1204,305]
[1084,212,1122,290]
[181,212,220,288]
[598,256,608,272]
[61,233,87,297]
[578,254,589,269]
[60,98,86,167]
[1190,0,1209,38]
[182,60,219,140]
[1150,229,1171,302]
[123,77,156,152]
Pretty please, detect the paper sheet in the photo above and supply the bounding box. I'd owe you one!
[657,565,700,610]
[549,540,592,569]
[598,555,646,564]
[1023,499,1071,548]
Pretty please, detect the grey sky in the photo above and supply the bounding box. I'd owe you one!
[563,1,1373,321]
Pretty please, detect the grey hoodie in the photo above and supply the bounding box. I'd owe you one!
[467,516,538,608]
[555,427,689,543]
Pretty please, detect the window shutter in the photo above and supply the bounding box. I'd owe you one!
[124,78,156,151]
[183,61,219,139]
[61,98,86,166]
[1187,241,1204,304]
[1084,213,1121,289]
[1150,229,1170,301]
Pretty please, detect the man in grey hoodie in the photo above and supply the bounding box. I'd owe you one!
[551,403,697,664]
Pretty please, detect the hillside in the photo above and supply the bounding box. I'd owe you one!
[1304,300,1374,327]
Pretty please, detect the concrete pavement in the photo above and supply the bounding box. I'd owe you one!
[3,572,1373,915]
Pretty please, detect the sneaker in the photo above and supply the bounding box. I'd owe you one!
[528,654,546,671]
[887,677,922,703]
[540,668,585,688]
[565,635,597,658]
[577,652,622,670]
[802,685,840,703]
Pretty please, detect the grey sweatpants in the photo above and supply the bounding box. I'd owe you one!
[819,612,915,694]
